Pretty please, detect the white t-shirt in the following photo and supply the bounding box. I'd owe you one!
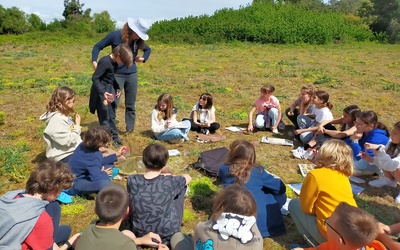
[314,107,333,123]
[192,102,216,123]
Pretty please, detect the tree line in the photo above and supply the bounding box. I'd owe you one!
[1,0,399,44]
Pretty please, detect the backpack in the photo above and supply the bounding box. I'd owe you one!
[191,147,229,176]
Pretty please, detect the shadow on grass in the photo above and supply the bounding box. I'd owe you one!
[189,182,216,216]
[139,129,155,139]
[31,151,46,164]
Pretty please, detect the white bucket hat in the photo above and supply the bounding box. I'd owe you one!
[128,18,150,41]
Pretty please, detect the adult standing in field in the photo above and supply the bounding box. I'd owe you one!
[92,18,151,133]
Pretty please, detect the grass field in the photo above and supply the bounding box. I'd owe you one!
[1,33,400,249]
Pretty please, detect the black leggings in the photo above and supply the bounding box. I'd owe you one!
[182,118,220,134]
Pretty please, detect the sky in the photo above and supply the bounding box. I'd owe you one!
[1,0,252,28]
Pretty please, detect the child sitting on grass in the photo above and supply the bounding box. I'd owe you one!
[0,160,80,250]
[219,139,287,237]
[291,202,386,250]
[76,183,168,250]
[170,184,263,250]
[127,143,192,246]
[68,125,124,196]
[288,139,357,246]
[248,84,283,134]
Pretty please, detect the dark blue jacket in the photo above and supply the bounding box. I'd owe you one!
[92,30,151,74]
[344,128,389,160]
[219,164,287,237]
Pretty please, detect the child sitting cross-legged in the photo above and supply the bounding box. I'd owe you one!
[75,183,168,250]
[127,143,192,246]
[291,202,386,250]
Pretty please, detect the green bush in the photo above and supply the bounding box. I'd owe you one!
[149,2,372,45]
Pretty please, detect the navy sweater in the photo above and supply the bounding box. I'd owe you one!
[91,30,151,74]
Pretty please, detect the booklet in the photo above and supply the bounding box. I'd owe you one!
[169,122,190,129]
[261,136,294,146]
[168,149,181,156]
[287,182,365,196]
[225,126,246,132]
[298,163,316,177]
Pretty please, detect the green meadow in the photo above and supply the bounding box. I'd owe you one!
[1,32,400,249]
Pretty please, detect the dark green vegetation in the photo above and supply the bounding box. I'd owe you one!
[1,0,400,43]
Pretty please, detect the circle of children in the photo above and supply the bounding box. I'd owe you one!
[1,19,399,250]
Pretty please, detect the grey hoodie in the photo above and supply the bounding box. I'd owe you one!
[0,190,49,250]
[39,111,82,162]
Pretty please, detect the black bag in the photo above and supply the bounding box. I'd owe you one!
[191,147,229,176]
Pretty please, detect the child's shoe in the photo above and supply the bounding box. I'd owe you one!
[395,192,400,204]
[111,168,120,179]
[272,128,279,134]
[56,191,73,204]
[368,177,397,188]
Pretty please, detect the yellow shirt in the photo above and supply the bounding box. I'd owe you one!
[300,168,357,238]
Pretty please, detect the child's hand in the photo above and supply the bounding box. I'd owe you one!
[287,111,294,116]
[101,166,112,176]
[138,232,162,247]
[378,222,391,235]
[247,125,254,132]
[294,129,301,135]
[104,92,114,102]
[75,114,81,126]
[158,244,169,250]
[364,142,379,150]
[351,131,363,141]
[360,151,373,162]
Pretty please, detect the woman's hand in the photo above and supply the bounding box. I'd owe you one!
[135,56,144,63]
[116,89,121,98]
[92,61,97,70]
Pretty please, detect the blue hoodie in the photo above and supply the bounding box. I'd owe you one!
[0,190,48,250]
[344,128,390,160]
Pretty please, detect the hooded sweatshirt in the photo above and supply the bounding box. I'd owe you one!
[0,190,49,250]
[344,128,389,160]
[40,111,82,162]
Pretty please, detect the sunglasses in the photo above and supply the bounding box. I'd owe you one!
[324,217,346,245]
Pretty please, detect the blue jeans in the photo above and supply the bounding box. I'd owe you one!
[46,202,71,245]
[156,120,191,141]
[297,115,316,144]
[114,73,138,132]
[354,159,382,175]
[254,108,279,129]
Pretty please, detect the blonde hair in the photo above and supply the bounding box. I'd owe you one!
[316,139,353,176]
[46,86,76,116]
[226,140,258,184]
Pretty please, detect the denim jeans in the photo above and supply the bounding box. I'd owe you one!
[156,120,191,141]
[254,108,279,129]
[354,159,382,175]
[114,72,138,132]
[297,115,316,144]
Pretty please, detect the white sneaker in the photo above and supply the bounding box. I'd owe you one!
[368,177,398,188]
[395,192,400,204]
[272,128,279,134]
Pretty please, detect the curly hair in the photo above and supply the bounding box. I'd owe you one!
[46,86,76,116]
[25,159,74,197]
